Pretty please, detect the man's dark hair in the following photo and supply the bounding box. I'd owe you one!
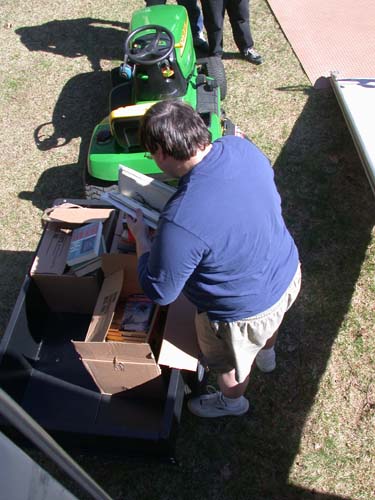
[140,100,212,160]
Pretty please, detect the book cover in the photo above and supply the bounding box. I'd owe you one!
[118,165,176,212]
[120,294,155,333]
[66,221,103,267]
[70,235,106,276]
[71,258,102,277]
[101,165,177,229]
[103,191,160,229]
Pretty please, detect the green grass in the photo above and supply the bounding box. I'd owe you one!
[0,0,374,499]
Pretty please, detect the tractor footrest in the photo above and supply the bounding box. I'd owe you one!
[196,78,220,116]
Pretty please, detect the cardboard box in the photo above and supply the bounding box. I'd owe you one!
[30,206,117,314]
[109,210,125,253]
[73,253,200,397]
[42,203,115,229]
[31,222,71,275]
[101,253,200,371]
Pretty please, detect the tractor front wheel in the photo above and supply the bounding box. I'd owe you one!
[205,56,227,100]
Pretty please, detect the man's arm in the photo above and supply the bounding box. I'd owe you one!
[127,211,207,305]
[125,209,152,257]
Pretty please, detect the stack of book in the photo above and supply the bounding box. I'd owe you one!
[106,294,155,342]
[101,165,177,229]
[66,221,106,276]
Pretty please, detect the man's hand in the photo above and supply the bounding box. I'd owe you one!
[125,209,152,257]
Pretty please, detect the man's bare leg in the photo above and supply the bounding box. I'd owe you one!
[218,369,249,399]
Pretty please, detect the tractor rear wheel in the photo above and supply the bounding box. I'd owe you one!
[205,56,227,100]
[83,166,118,200]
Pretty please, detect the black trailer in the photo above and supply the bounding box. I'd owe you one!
[0,201,203,463]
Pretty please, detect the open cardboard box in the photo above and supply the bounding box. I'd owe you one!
[73,253,200,397]
[0,201,194,458]
[29,205,117,314]
[41,202,117,228]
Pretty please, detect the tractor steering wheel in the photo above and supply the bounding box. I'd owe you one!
[124,25,175,65]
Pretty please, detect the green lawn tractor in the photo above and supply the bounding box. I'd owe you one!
[84,4,231,199]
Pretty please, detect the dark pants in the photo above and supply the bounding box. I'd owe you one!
[201,0,253,56]
[145,0,202,37]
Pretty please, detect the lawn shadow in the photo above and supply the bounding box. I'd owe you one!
[222,51,242,60]
[0,251,34,337]
[1,18,121,345]
[172,86,375,500]
[17,69,111,211]
[260,84,374,497]
[15,17,129,210]
[18,163,85,211]
[15,18,128,71]
[9,17,375,500]
[32,70,111,156]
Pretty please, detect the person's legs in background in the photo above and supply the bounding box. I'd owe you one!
[201,0,226,57]
[177,0,208,51]
[197,8,204,33]
[226,0,263,64]
[144,0,166,4]
[145,0,208,52]
[201,0,262,63]
[226,0,253,50]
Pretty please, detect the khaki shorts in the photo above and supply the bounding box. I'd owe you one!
[195,264,301,383]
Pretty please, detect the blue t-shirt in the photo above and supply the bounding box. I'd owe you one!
[138,135,299,321]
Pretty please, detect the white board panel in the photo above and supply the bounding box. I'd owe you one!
[331,75,375,196]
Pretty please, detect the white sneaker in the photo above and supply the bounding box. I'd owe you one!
[242,47,263,65]
[256,348,276,373]
[187,390,249,418]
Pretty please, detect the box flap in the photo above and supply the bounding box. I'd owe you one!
[72,340,157,362]
[85,270,123,342]
[30,223,71,275]
[158,294,200,372]
[81,360,162,395]
[72,341,161,395]
[42,203,114,227]
[101,253,141,296]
